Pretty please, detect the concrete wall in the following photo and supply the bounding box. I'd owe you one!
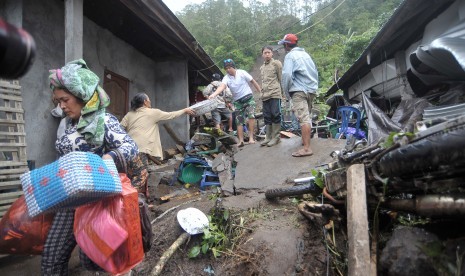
[153,61,190,152]
[0,0,23,27]
[83,19,190,155]
[20,0,66,167]
[6,0,189,167]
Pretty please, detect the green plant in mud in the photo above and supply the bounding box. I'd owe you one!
[382,131,415,148]
[311,168,326,190]
[188,207,231,258]
[397,213,430,226]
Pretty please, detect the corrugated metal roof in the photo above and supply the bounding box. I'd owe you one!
[326,0,455,97]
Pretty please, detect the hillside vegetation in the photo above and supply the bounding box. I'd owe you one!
[176,0,402,94]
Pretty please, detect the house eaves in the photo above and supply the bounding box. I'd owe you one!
[326,0,455,97]
[83,0,221,86]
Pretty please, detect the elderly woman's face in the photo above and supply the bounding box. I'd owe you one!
[53,88,85,120]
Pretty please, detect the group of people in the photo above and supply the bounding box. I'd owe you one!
[42,32,317,274]
[207,33,318,157]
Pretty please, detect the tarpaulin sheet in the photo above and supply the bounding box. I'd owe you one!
[362,92,432,145]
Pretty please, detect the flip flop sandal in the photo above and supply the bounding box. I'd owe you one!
[292,150,313,157]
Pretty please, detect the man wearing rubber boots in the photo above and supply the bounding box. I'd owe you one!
[279,33,318,157]
[260,46,284,147]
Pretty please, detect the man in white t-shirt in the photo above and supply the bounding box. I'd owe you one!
[208,59,261,147]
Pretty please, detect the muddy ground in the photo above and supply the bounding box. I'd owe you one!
[123,137,348,276]
[132,172,347,276]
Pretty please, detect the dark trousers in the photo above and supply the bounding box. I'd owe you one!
[41,210,102,275]
[262,98,282,125]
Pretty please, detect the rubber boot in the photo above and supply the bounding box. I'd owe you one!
[267,123,281,147]
[260,125,272,146]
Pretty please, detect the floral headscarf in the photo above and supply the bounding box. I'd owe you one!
[49,59,110,146]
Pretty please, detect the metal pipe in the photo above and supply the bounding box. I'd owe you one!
[382,195,465,217]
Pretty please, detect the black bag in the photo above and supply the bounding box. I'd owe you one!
[237,93,253,104]
[138,194,153,253]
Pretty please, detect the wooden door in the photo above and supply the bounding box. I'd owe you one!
[103,70,129,121]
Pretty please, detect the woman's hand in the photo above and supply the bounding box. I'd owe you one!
[184,108,196,116]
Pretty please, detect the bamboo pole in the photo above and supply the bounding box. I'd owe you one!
[150,232,190,276]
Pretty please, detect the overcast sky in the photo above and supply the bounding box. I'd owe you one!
[162,0,269,13]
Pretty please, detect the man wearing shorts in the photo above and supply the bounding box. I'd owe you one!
[208,59,261,147]
[279,33,319,157]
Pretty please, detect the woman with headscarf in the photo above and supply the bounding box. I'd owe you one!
[44,59,139,274]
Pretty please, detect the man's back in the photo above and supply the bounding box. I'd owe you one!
[282,47,318,95]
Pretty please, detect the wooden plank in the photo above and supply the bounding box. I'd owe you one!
[0,179,22,188]
[0,161,28,167]
[0,147,20,152]
[346,164,371,276]
[0,80,21,90]
[0,191,23,200]
[279,131,296,138]
[0,168,28,175]
[14,102,26,161]
[0,197,21,206]
[0,131,26,136]
[0,174,23,180]
[0,106,24,113]
[0,94,22,101]
[0,89,21,96]
[0,142,27,147]
[0,119,25,124]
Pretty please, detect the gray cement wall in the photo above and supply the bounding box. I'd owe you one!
[153,61,191,152]
[21,0,66,168]
[8,0,189,167]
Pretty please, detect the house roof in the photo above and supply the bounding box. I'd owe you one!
[83,0,222,86]
[326,0,456,97]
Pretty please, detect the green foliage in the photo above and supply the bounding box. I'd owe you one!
[383,132,415,148]
[188,207,230,258]
[311,168,325,189]
[177,0,402,97]
[397,214,430,226]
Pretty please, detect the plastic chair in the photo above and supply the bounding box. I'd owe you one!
[200,169,220,190]
[336,106,361,139]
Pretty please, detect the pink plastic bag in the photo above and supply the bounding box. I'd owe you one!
[74,174,144,274]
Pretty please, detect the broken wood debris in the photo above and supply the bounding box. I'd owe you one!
[160,191,200,203]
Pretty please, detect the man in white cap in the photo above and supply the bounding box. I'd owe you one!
[279,33,319,157]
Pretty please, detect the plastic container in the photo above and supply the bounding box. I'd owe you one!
[179,163,204,184]
[20,152,122,217]
[190,99,218,116]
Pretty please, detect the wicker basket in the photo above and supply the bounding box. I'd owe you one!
[190,99,218,116]
[20,152,122,217]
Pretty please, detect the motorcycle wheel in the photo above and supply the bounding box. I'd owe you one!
[265,183,321,199]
